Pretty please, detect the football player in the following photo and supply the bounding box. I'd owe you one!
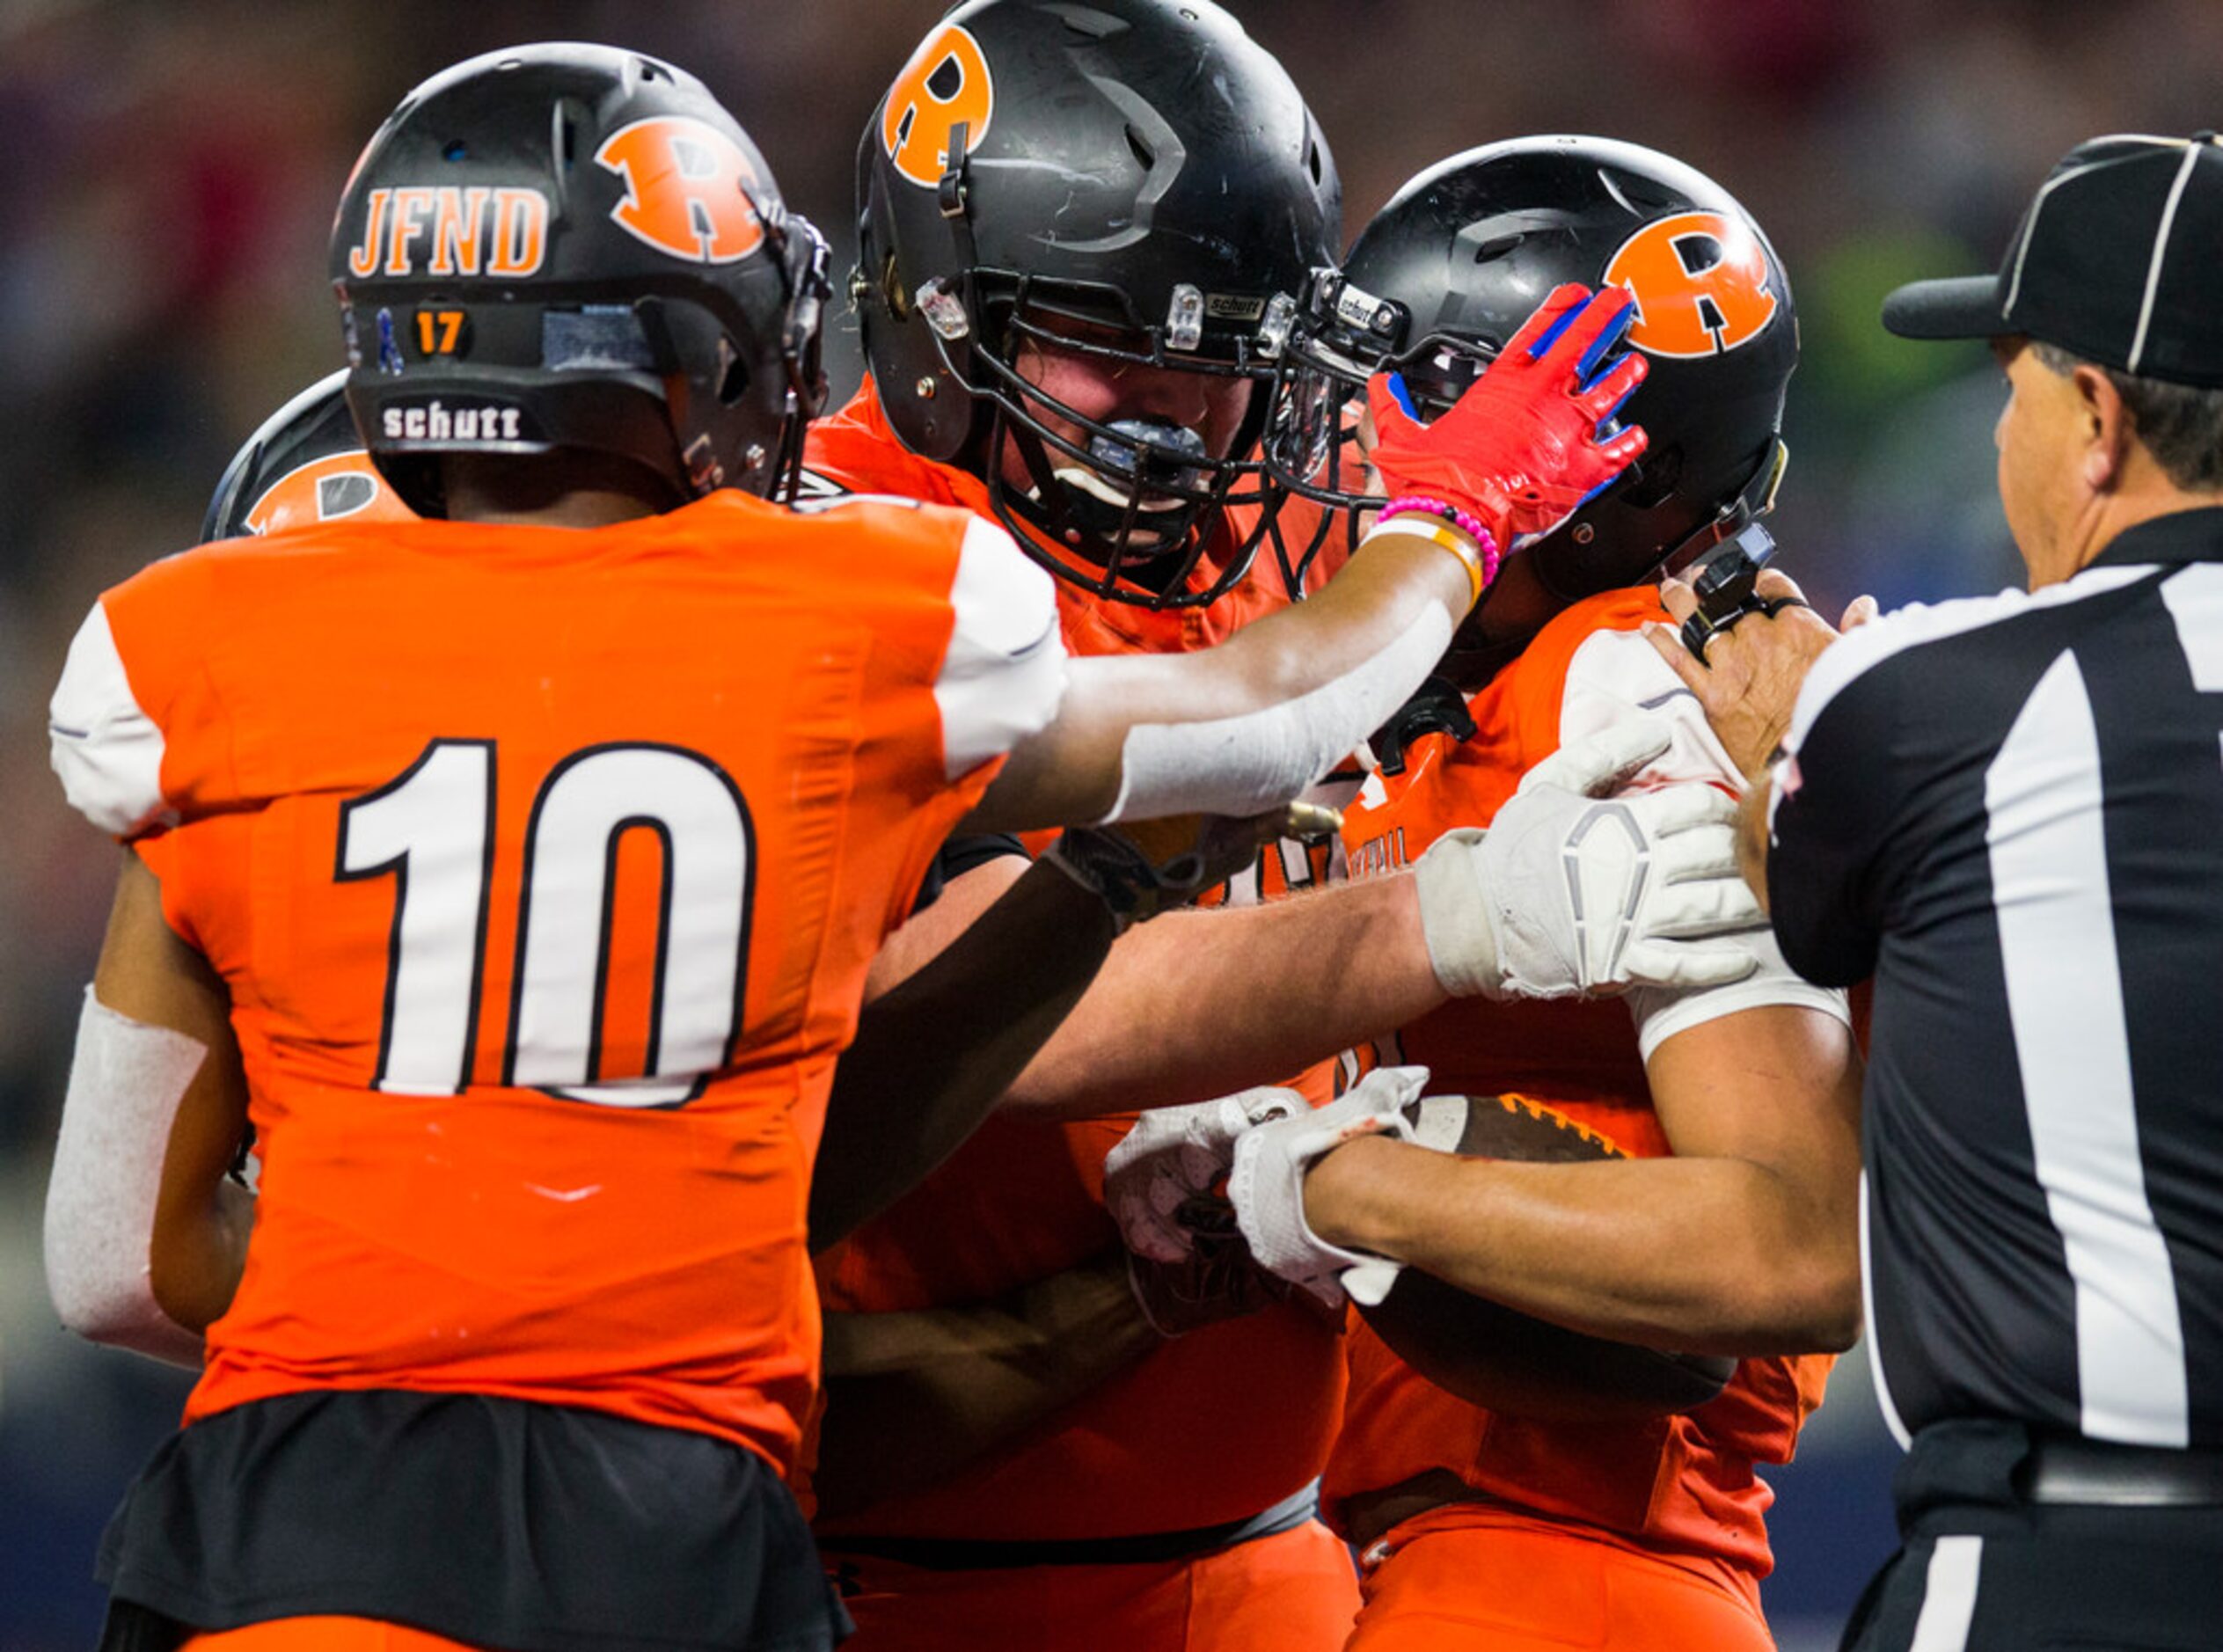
[802,4,1386,1638]
[40,47,1679,1652]
[1110,139,1866,1651]
[801,8,1766,1651]
[184,365,1330,1294]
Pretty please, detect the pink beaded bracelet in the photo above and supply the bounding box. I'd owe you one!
[1375,495,1503,596]
[1379,494,1488,543]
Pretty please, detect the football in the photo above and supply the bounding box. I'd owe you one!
[1355,1093,1737,1421]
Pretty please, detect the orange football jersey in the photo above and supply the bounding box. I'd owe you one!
[1324,587,1842,1580]
[50,489,1068,1479]
[804,385,1351,1539]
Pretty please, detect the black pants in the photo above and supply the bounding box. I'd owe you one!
[97,1390,850,1652]
[1840,1422,2223,1651]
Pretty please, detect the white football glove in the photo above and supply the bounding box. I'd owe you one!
[1415,716,1764,1001]
[1227,1065,1428,1309]
[1105,1086,1306,1264]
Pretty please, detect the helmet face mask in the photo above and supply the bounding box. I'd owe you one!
[331,43,832,517]
[854,0,1341,608]
[969,276,1287,602]
[1266,271,1508,518]
[1264,135,1798,608]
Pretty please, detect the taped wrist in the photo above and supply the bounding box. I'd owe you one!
[44,987,213,1368]
[1101,603,1453,822]
[1412,828,1506,998]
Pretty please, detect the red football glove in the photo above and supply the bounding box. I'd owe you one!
[1367,282,1649,555]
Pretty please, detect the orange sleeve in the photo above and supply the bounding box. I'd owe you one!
[99,552,248,823]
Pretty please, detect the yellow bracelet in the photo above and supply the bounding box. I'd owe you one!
[1360,515,1488,609]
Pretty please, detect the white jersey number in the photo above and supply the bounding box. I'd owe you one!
[338,739,754,1107]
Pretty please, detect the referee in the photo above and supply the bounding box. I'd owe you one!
[1648,133,2223,1649]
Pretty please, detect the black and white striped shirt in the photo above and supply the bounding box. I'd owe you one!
[1767,507,2223,1451]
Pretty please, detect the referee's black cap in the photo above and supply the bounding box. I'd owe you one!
[1883,133,2223,389]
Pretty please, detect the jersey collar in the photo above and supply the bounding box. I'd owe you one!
[2088,504,2223,570]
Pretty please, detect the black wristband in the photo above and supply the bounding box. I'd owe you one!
[1040,826,1204,932]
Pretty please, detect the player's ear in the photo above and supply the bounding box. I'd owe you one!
[2073,363,2132,493]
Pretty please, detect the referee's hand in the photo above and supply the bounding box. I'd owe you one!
[1644,569,1878,779]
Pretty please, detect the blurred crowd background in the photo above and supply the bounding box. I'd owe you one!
[3,1,2216,1645]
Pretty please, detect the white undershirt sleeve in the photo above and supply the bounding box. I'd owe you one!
[1627,924,1851,1060]
[49,602,174,837]
[935,516,1071,780]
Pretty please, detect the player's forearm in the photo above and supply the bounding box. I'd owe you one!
[1305,1137,1859,1356]
[146,1039,257,1335]
[966,533,1469,834]
[813,1254,1158,1518]
[1193,529,1471,707]
[150,1179,254,1334]
[1077,531,1470,732]
[52,852,253,1357]
[811,861,1117,1251]
[998,873,1444,1118]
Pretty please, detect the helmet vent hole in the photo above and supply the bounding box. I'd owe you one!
[443,140,468,163]
[1306,141,1322,186]
[1059,9,1124,40]
[718,343,751,406]
[1126,125,1155,171]
[1619,449,1681,509]
[1602,169,1682,213]
[926,52,965,100]
[1472,231,1524,264]
[638,57,672,84]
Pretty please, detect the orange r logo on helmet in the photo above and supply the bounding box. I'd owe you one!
[881,24,993,188]
[596,117,766,264]
[245,453,414,536]
[1603,211,1780,359]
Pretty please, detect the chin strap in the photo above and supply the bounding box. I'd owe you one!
[768,216,834,505]
[1537,435,1790,603]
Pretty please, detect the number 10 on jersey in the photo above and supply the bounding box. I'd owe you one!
[337,738,756,1107]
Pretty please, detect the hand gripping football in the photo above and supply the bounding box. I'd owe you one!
[1355,1093,1736,1420]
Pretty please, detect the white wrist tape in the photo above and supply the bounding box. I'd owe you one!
[43,987,212,1368]
[1412,828,1503,998]
[1100,602,1453,823]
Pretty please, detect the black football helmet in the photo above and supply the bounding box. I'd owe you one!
[201,371,415,541]
[852,0,1340,606]
[331,43,832,516]
[1265,135,1795,603]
